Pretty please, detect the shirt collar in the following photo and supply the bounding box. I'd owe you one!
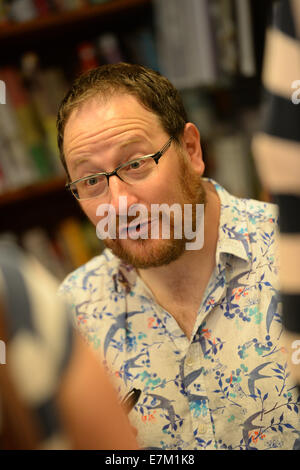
[206,178,252,265]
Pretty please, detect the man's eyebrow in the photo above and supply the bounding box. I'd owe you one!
[71,157,90,172]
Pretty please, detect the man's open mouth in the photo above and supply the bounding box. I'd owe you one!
[128,221,149,232]
[118,220,150,236]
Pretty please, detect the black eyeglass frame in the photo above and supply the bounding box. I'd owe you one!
[65,136,174,201]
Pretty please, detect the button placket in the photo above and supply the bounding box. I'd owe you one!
[185,341,215,449]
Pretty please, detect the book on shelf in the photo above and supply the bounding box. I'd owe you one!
[0,65,66,194]
[0,0,8,23]
[0,133,37,192]
[209,132,256,199]
[8,0,38,22]
[123,26,159,71]
[153,0,217,88]
[58,0,87,12]
[21,52,68,175]
[77,41,100,73]
[78,33,127,71]
[154,0,256,87]
[32,0,50,17]
[88,0,112,5]
[22,227,69,280]
[96,33,125,65]
[0,0,111,23]
[55,218,104,272]
[206,0,238,80]
[234,0,256,77]
[0,67,57,179]
[81,219,105,258]
[0,86,39,192]
[0,137,13,192]
[21,218,103,279]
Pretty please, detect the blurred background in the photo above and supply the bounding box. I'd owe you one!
[0,0,275,279]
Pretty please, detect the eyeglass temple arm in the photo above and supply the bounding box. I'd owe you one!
[161,136,173,153]
[153,136,173,164]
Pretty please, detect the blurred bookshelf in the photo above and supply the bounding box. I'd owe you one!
[0,175,65,206]
[0,0,272,277]
[0,0,155,277]
[0,0,151,42]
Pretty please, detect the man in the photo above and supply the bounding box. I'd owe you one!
[57,63,300,450]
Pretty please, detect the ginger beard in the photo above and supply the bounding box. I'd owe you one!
[103,150,206,269]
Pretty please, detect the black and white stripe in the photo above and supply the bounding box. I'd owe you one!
[253,0,300,384]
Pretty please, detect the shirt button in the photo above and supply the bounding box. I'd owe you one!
[186,358,194,367]
[198,422,207,434]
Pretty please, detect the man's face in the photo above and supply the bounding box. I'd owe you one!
[64,93,205,269]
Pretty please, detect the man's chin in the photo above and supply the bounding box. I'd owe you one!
[103,236,186,269]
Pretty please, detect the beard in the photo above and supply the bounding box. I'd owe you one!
[103,151,206,269]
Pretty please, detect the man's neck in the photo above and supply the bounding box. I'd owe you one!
[137,181,220,305]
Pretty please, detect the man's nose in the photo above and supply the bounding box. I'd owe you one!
[107,174,139,214]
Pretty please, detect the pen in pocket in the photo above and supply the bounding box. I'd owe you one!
[121,388,141,414]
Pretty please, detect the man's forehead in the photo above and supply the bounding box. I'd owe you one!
[67,93,157,126]
[64,94,163,154]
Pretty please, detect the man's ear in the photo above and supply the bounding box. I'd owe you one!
[181,123,205,176]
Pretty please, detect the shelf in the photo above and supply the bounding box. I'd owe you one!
[0,176,67,206]
[0,0,151,41]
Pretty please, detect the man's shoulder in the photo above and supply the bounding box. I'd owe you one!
[242,196,278,224]
[237,197,278,242]
[210,178,279,229]
[237,197,279,269]
[240,197,279,250]
[217,184,279,262]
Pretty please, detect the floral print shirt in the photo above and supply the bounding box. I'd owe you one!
[59,179,300,450]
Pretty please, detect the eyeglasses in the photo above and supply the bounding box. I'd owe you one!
[66,136,174,201]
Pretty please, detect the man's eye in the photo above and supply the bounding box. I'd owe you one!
[127,160,146,171]
[130,161,142,169]
[86,176,100,186]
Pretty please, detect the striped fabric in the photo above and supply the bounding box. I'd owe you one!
[253,0,300,384]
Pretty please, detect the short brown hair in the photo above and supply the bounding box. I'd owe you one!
[56,63,188,175]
